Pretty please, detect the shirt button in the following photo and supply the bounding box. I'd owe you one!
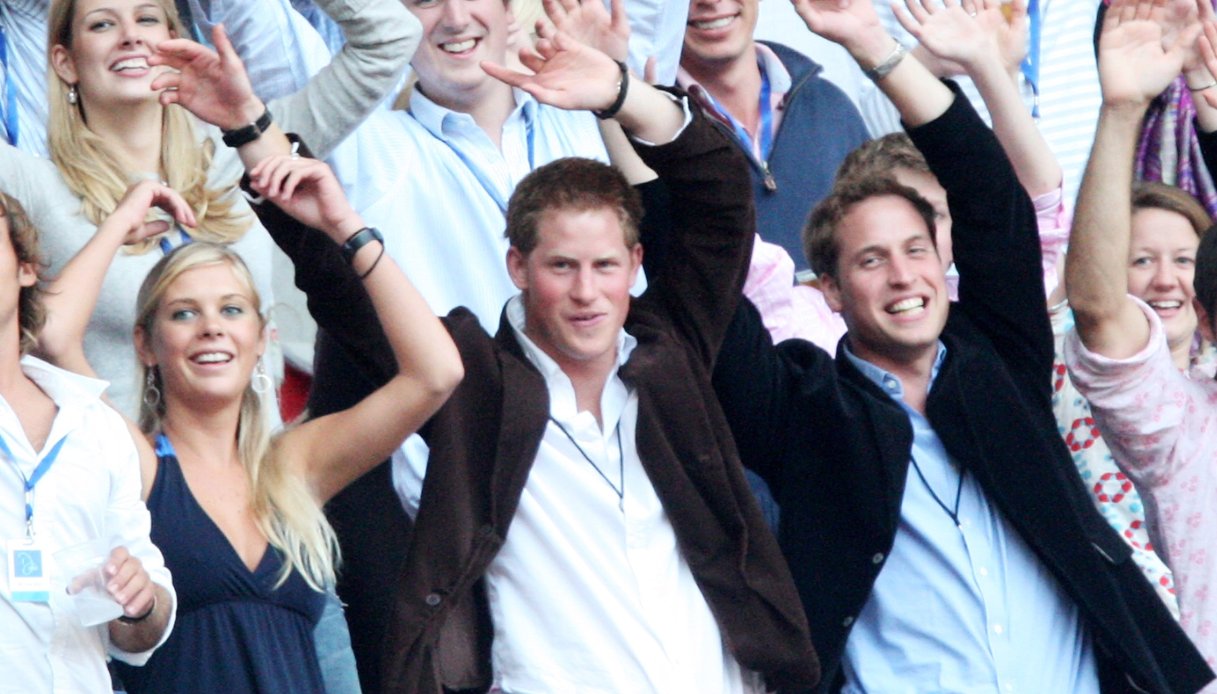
[842,616,854,627]
[425,593,442,607]
[871,552,885,564]
[1002,684,1014,693]
[978,567,989,577]
[992,623,1004,635]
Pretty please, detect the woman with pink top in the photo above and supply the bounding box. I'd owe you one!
[1067,0,1217,671]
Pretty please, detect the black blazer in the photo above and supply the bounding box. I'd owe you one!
[711,87,1214,693]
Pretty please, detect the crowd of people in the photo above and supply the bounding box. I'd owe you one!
[5,0,1217,692]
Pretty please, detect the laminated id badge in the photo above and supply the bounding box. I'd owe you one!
[5,538,50,603]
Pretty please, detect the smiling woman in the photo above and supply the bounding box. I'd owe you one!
[0,0,417,417]
[35,158,461,692]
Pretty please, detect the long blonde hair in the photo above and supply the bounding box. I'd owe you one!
[46,0,250,253]
[136,244,338,590]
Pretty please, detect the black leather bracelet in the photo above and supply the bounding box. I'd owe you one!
[341,227,384,265]
[117,595,157,625]
[221,108,273,148]
[592,61,630,120]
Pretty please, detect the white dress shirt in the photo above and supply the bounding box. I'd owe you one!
[0,357,176,693]
[440,296,756,693]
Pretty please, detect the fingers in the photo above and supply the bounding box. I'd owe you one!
[150,38,215,69]
[151,187,197,228]
[610,0,629,32]
[104,546,153,617]
[643,55,658,84]
[481,60,534,89]
[210,23,240,65]
[891,2,921,37]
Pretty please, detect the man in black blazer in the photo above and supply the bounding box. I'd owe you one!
[709,0,1214,691]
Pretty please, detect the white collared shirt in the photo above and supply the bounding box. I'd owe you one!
[468,297,756,694]
[0,357,176,693]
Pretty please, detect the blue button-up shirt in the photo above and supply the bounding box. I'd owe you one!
[840,343,1099,693]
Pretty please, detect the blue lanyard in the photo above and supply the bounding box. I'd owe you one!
[1,433,69,538]
[158,226,193,255]
[417,110,537,214]
[1021,0,1042,119]
[0,23,18,147]
[700,67,775,163]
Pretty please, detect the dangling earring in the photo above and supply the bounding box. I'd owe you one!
[66,84,78,105]
[251,360,273,395]
[143,367,161,408]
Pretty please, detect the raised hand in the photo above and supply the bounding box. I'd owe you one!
[248,155,361,241]
[482,31,622,113]
[1099,0,1199,107]
[539,0,630,63]
[895,0,1026,75]
[149,24,265,131]
[789,0,888,61]
[103,180,196,245]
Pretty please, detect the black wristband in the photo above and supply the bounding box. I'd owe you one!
[592,61,630,120]
[117,595,157,625]
[221,108,273,148]
[341,227,384,264]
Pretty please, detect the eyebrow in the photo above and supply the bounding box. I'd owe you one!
[82,3,163,19]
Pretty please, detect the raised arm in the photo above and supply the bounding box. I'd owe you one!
[895,0,1061,197]
[150,24,293,168]
[36,181,196,377]
[1067,0,1196,360]
[250,156,463,503]
[791,0,953,127]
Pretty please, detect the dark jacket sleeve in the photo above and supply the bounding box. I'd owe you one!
[249,186,397,393]
[632,95,756,367]
[909,83,1053,407]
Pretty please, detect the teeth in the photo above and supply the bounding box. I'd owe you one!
[112,57,148,71]
[440,39,476,53]
[887,297,925,314]
[1149,300,1183,310]
[194,352,231,364]
[692,16,734,30]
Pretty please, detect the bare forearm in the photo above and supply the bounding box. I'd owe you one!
[1066,103,1150,354]
[967,52,1061,197]
[35,219,127,367]
[850,34,953,128]
[612,78,685,144]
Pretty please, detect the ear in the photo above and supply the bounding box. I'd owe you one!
[627,243,643,284]
[820,273,844,313]
[16,261,36,289]
[133,325,156,368]
[49,44,79,86]
[1195,297,1216,344]
[506,247,528,291]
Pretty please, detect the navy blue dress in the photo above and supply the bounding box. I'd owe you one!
[114,435,325,693]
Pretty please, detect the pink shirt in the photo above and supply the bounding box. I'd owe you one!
[1066,298,1217,673]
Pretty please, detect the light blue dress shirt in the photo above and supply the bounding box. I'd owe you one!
[0,0,49,157]
[840,343,1099,694]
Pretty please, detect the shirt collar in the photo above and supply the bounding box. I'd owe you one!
[18,355,109,404]
[842,341,948,403]
[676,42,792,96]
[505,294,637,384]
[409,86,538,141]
